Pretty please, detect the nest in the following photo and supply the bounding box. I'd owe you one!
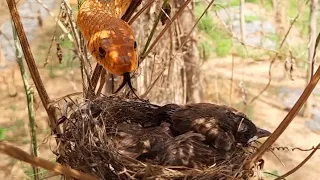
[57,96,259,180]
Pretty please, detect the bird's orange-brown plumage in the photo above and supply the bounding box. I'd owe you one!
[77,0,137,76]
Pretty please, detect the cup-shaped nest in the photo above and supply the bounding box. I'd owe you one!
[57,95,261,180]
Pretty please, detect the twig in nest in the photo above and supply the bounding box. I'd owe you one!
[48,92,82,106]
[0,141,98,180]
[275,143,320,180]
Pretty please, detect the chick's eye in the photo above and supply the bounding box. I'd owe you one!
[244,133,252,140]
[98,47,106,57]
[134,41,137,49]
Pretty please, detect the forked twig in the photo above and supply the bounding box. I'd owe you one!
[0,142,97,180]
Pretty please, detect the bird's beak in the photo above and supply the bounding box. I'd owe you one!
[247,128,271,143]
[256,127,272,138]
[247,136,258,143]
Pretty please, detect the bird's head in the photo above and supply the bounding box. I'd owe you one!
[235,117,271,144]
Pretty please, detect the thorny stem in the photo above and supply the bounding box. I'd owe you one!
[6,0,57,133]
[12,23,39,180]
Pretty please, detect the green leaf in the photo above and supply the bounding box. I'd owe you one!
[0,127,6,141]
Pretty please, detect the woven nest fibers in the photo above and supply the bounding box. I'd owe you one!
[57,96,268,180]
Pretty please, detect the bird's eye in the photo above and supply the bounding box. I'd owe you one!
[98,47,106,57]
[244,133,252,140]
[134,41,137,49]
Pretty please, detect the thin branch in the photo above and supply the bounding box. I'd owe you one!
[229,55,234,106]
[0,142,97,180]
[128,0,156,25]
[275,143,320,180]
[97,68,107,95]
[248,3,305,105]
[89,64,103,98]
[6,0,57,132]
[140,68,166,98]
[172,0,215,62]
[245,62,320,167]
[311,32,320,79]
[121,0,143,22]
[139,0,193,64]
[141,1,165,56]
[12,22,39,180]
[35,0,74,42]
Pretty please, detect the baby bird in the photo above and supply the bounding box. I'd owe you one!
[155,103,271,151]
[137,132,230,168]
[110,122,172,158]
